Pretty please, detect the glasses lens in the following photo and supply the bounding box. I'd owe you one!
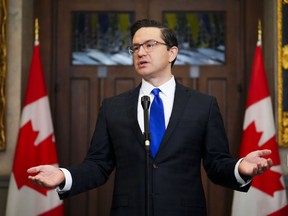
[128,40,162,55]
[143,40,156,52]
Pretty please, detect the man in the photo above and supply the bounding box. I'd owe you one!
[28,19,273,216]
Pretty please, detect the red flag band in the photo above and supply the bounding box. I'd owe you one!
[231,44,288,215]
[5,43,64,215]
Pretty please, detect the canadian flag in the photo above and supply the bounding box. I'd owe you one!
[231,41,288,215]
[5,40,64,215]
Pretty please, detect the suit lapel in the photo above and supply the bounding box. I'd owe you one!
[158,82,190,153]
[126,85,144,147]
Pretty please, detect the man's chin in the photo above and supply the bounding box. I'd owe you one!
[136,69,151,77]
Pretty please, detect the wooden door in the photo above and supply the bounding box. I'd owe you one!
[148,1,243,215]
[33,0,264,215]
[54,2,144,215]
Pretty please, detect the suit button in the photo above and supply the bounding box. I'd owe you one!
[153,164,158,169]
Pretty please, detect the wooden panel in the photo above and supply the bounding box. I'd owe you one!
[68,73,100,214]
[174,66,200,90]
[207,184,232,216]
[103,67,142,98]
[207,78,227,125]
[205,78,230,216]
[68,79,90,216]
[0,175,9,216]
[70,78,90,164]
[114,78,136,95]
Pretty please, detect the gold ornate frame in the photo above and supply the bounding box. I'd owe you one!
[278,0,288,146]
[0,0,7,151]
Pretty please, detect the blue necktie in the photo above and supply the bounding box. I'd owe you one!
[150,88,165,157]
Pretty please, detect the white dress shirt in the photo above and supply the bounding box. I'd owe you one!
[137,76,175,131]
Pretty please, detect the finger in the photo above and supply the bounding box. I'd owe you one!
[36,179,44,187]
[262,162,269,171]
[28,174,40,181]
[252,166,258,176]
[27,166,42,174]
[29,175,45,185]
[258,149,272,157]
[267,158,273,167]
[28,176,40,185]
[259,158,273,169]
[29,177,44,187]
[256,163,263,175]
[256,160,273,174]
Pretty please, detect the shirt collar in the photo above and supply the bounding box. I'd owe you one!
[140,76,176,97]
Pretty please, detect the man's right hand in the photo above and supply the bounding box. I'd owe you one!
[27,165,65,188]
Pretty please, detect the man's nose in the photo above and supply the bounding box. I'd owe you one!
[137,45,147,55]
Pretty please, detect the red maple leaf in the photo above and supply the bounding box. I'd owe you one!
[13,121,58,195]
[241,122,284,197]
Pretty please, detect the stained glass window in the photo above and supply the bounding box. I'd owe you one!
[163,11,225,65]
[72,12,135,65]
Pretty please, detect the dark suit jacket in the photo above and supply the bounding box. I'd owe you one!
[59,82,250,216]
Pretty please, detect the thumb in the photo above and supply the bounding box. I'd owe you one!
[258,149,272,157]
[27,166,41,174]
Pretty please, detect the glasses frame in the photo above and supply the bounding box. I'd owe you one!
[128,39,168,55]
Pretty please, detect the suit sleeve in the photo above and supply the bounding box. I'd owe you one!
[59,99,115,199]
[202,97,251,192]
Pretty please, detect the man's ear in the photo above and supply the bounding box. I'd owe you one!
[169,46,178,63]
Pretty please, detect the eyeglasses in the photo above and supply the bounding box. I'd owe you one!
[128,40,168,55]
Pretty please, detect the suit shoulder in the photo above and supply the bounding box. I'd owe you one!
[178,83,215,101]
[102,87,139,105]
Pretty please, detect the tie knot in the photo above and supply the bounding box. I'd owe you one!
[151,88,161,96]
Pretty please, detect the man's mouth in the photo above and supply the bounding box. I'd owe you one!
[139,60,148,67]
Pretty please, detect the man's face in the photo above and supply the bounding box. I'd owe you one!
[132,27,176,80]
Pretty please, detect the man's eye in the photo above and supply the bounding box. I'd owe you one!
[133,46,139,51]
[146,43,154,48]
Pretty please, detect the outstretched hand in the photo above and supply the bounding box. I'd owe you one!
[27,165,65,188]
[238,149,273,177]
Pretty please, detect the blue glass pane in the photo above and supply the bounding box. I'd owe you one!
[163,11,225,65]
[72,12,135,65]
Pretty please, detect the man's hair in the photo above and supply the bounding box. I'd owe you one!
[130,19,178,67]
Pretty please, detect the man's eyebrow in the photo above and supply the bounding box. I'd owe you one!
[132,39,154,45]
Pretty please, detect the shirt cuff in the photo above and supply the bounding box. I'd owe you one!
[55,168,72,194]
[234,158,252,187]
